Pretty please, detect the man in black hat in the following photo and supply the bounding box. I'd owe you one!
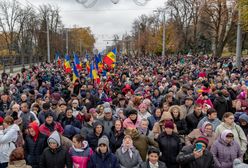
[38,102,57,124]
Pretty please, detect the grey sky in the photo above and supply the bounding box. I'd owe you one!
[19,0,166,51]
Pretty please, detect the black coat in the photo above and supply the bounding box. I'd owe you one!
[108,127,125,153]
[186,112,205,132]
[157,132,182,168]
[24,133,48,168]
[39,146,72,168]
[174,117,188,135]
[213,96,228,120]
[61,116,81,129]
[176,145,214,168]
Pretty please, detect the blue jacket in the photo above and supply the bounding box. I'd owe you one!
[87,151,120,168]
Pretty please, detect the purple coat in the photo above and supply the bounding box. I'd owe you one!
[211,137,241,168]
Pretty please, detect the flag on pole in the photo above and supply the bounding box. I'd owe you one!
[55,52,61,67]
[86,54,90,73]
[90,62,100,84]
[74,53,82,70]
[64,54,72,73]
[72,63,79,83]
[103,48,116,66]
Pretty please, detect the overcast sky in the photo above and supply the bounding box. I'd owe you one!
[19,0,166,51]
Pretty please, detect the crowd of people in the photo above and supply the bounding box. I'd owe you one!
[0,54,248,168]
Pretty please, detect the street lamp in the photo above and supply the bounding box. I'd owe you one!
[75,0,151,8]
[154,9,166,56]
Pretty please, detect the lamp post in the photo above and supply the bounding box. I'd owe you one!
[236,6,241,69]
[46,16,50,63]
[154,9,166,56]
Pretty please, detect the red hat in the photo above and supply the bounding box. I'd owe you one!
[164,120,174,129]
[195,136,209,147]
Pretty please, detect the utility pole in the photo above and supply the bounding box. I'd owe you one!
[80,39,82,55]
[162,10,166,56]
[46,16,50,63]
[236,7,242,69]
[66,28,69,54]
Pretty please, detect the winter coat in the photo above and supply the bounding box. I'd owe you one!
[213,96,228,120]
[7,160,31,168]
[0,124,19,163]
[157,132,181,168]
[40,146,72,168]
[139,160,167,168]
[39,121,64,136]
[123,117,141,129]
[80,122,94,139]
[108,127,125,153]
[180,105,195,119]
[152,112,178,139]
[116,146,142,168]
[86,121,107,151]
[125,129,158,161]
[197,116,221,131]
[176,145,214,168]
[24,133,47,168]
[174,117,188,135]
[69,143,94,168]
[186,112,205,132]
[215,123,247,154]
[87,150,120,168]
[185,129,216,149]
[39,131,72,168]
[211,137,241,168]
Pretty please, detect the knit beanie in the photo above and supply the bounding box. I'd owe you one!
[164,120,174,129]
[98,135,109,148]
[47,131,61,147]
[45,112,53,119]
[195,136,209,147]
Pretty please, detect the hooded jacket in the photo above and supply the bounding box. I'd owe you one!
[24,122,47,168]
[39,131,72,168]
[86,121,107,151]
[88,136,120,168]
[69,141,93,168]
[210,130,242,168]
[215,122,247,154]
[0,123,19,163]
[185,122,216,149]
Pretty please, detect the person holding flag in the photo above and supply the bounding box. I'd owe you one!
[74,54,82,71]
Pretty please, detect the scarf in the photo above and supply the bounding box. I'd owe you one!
[121,143,134,159]
[72,141,89,152]
[149,161,159,168]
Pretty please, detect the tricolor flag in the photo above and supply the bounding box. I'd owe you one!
[86,54,90,73]
[55,52,61,66]
[74,54,82,70]
[72,63,79,83]
[64,54,72,73]
[103,48,116,66]
[90,62,100,84]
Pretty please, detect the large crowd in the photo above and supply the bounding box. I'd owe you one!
[1,55,248,168]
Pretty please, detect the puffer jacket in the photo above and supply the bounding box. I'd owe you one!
[210,130,242,168]
[24,122,47,168]
[0,124,19,163]
[88,150,120,168]
[215,122,247,154]
[69,141,93,168]
[176,145,214,168]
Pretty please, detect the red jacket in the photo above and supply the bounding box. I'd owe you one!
[39,122,64,136]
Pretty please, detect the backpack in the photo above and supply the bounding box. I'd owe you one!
[14,131,25,147]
